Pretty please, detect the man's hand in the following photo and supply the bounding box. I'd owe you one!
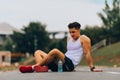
[90,66,103,72]
[92,68,103,72]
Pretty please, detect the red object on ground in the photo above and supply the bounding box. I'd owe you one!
[34,65,49,72]
[19,65,34,73]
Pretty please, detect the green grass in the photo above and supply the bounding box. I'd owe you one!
[80,42,120,67]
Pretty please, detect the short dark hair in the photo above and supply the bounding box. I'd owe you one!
[68,22,81,29]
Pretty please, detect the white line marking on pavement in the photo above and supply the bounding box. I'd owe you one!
[106,72,120,75]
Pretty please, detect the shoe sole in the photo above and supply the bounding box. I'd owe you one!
[34,66,49,72]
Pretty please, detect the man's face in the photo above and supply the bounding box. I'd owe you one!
[69,28,80,40]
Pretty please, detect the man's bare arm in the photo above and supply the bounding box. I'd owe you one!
[80,35,102,72]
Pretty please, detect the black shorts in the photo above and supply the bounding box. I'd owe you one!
[47,56,74,72]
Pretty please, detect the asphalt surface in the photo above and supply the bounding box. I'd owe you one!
[0,66,120,80]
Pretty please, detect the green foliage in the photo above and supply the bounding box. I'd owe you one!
[1,36,15,51]
[58,37,67,53]
[98,0,120,44]
[111,19,120,42]
[81,26,107,45]
[98,0,120,29]
[10,22,50,55]
[49,37,67,53]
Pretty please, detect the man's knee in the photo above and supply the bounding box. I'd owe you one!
[51,48,60,54]
[34,50,42,56]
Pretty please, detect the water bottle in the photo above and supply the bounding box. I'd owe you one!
[58,59,63,72]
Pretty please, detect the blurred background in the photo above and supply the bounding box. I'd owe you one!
[0,0,120,71]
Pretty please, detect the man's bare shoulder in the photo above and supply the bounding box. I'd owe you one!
[80,35,91,42]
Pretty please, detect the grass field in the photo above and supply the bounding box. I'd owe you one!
[81,41,120,67]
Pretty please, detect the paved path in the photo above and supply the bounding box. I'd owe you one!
[0,66,120,80]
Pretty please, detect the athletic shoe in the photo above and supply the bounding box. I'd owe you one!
[19,65,34,73]
[34,65,49,72]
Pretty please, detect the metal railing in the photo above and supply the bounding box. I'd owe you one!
[91,39,106,52]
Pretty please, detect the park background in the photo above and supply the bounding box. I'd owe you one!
[0,0,120,71]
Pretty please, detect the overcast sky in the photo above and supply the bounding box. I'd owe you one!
[0,0,112,32]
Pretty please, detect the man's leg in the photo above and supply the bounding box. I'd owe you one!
[34,50,47,66]
[34,48,65,66]
[33,50,49,72]
[19,49,65,73]
[40,48,65,66]
[19,50,48,73]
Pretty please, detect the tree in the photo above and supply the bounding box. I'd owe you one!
[97,0,120,44]
[81,26,107,45]
[48,37,67,53]
[111,17,120,42]
[1,36,15,51]
[11,22,50,55]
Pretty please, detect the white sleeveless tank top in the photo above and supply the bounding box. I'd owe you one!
[65,37,84,67]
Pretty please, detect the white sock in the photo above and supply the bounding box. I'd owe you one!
[32,65,34,70]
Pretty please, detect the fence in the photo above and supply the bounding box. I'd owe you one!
[91,39,106,52]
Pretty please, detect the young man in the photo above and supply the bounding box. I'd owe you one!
[19,22,102,73]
